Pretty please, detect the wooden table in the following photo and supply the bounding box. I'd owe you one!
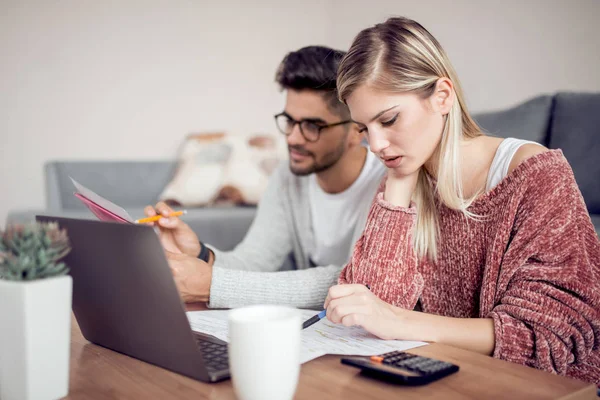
[65,305,597,400]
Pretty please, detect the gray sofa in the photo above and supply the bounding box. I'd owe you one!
[474,91,599,235]
[8,161,256,251]
[6,92,600,248]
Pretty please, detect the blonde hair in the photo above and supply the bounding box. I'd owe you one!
[337,17,482,260]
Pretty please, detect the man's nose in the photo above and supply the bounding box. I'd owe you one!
[287,123,306,146]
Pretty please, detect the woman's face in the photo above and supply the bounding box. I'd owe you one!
[346,82,452,177]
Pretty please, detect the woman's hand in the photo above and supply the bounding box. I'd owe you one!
[325,284,496,354]
[384,168,420,207]
[324,284,405,340]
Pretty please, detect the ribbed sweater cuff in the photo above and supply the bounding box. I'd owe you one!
[490,311,535,365]
[208,267,284,309]
[362,192,417,262]
[208,266,240,308]
[374,192,417,213]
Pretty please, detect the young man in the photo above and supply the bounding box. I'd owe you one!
[146,46,385,309]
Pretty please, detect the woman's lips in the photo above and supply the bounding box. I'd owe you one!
[383,156,403,168]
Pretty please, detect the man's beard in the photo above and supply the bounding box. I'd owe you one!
[288,142,346,176]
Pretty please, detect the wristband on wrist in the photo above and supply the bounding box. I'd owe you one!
[198,241,210,263]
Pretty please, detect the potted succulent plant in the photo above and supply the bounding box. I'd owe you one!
[0,222,72,400]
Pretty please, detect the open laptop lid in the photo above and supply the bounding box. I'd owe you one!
[36,216,209,382]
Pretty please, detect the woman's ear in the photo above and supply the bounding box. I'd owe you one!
[433,77,455,115]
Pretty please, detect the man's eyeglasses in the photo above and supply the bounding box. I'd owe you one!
[274,112,351,143]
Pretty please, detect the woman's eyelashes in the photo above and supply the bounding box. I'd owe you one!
[356,113,398,134]
[381,113,399,127]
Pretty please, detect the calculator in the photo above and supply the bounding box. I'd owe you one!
[341,350,459,385]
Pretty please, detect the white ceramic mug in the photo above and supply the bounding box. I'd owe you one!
[228,305,301,400]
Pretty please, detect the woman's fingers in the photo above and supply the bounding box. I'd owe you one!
[325,284,370,308]
[327,295,371,324]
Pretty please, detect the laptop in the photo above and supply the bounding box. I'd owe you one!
[36,215,230,383]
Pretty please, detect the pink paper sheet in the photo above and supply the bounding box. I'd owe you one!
[74,193,131,224]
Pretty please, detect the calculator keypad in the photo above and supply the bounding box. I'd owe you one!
[342,350,459,385]
[378,351,456,375]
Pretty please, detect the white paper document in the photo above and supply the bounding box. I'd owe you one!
[187,310,427,364]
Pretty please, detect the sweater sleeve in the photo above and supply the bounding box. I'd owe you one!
[487,157,600,377]
[207,163,293,273]
[338,190,424,309]
[208,264,341,309]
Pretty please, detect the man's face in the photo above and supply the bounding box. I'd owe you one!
[280,89,350,176]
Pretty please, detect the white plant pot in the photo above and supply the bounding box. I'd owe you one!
[0,276,72,400]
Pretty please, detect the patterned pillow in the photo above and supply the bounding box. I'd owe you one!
[159,132,285,207]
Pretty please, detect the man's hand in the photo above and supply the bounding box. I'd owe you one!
[165,251,213,303]
[324,284,404,340]
[144,201,201,257]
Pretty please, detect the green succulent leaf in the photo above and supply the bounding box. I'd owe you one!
[0,222,71,281]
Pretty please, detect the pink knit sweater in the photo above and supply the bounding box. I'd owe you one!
[339,150,600,384]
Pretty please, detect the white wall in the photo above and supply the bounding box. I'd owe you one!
[1,0,599,227]
[0,0,333,226]
[327,0,600,113]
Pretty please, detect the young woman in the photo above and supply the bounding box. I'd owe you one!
[324,17,600,384]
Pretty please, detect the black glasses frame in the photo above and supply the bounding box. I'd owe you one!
[274,112,351,143]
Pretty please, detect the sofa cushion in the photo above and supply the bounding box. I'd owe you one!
[591,215,600,236]
[473,95,554,145]
[45,161,176,210]
[548,92,600,214]
[159,132,285,207]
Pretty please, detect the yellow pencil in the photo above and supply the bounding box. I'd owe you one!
[135,210,187,224]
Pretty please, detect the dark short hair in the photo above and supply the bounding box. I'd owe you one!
[275,46,349,118]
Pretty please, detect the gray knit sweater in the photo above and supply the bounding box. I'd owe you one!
[207,160,385,309]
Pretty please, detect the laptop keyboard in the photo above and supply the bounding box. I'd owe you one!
[195,337,229,372]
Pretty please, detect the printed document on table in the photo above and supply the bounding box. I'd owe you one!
[187,310,427,364]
